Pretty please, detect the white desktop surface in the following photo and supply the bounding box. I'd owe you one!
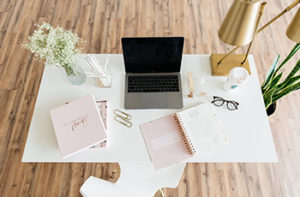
[22,54,278,162]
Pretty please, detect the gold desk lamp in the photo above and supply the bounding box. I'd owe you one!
[286,7,300,43]
[211,0,300,76]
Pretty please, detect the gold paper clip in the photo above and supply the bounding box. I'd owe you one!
[113,109,132,128]
[113,109,132,120]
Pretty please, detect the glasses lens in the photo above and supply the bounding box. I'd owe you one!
[213,100,224,106]
[227,102,238,110]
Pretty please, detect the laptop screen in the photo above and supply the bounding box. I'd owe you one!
[122,37,184,73]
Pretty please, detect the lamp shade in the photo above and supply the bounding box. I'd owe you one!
[286,7,300,43]
[218,0,262,46]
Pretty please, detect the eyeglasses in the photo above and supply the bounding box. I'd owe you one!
[211,96,239,110]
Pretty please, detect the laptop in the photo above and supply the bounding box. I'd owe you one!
[122,37,184,109]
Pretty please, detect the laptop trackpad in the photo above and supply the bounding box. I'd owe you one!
[140,94,167,108]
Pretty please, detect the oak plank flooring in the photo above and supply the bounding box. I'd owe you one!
[0,0,299,196]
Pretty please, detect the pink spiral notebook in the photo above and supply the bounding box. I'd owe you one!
[50,95,107,158]
[141,103,228,170]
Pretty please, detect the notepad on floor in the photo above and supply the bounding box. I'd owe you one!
[140,102,228,170]
[50,95,107,158]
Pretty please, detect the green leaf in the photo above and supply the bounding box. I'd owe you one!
[263,73,282,94]
[269,73,282,88]
[276,75,300,91]
[275,43,300,73]
[286,59,300,79]
[272,81,300,103]
[263,87,277,108]
[262,55,280,90]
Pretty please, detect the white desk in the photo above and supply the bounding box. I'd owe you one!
[22,54,278,163]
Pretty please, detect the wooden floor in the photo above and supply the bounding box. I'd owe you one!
[0,0,300,196]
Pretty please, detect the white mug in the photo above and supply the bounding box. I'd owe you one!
[223,67,249,91]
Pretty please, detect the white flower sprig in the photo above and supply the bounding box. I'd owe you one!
[23,22,83,75]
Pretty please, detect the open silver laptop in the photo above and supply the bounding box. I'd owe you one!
[122,37,184,109]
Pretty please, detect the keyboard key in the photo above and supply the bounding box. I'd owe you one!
[128,75,180,92]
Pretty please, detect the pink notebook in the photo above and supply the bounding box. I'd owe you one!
[141,103,228,170]
[50,95,107,158]
[90,100,108,148]
[65,100,108,148]
[141,115,192,170]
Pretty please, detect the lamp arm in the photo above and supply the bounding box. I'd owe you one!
[241,2,267,65]
[258,0,300,33]
[217,0,300,65]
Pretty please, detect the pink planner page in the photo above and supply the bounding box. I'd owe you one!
[50,95,107,158]
[140,115,191,170]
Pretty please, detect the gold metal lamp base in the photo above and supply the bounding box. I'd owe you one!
[210,54,251,76]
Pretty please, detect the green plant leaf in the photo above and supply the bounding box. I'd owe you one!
[275,43,300,73]
[286,59,300,79]
[263,87,277,108]
[262,55,280,91]
[269,73,282,88]
[272,81,300,103]
[263,73,283,94]
[276,75,300,91]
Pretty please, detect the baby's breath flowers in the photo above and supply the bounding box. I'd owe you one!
[23,22,83,76]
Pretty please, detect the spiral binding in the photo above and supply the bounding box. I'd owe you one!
[174,114,196,155]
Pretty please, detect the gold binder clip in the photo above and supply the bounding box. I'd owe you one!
[113,109,132,128]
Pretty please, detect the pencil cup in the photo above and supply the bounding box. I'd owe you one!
[94,71,112,88]
[82,55,112,88]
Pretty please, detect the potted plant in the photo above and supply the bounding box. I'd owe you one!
[261,43,300,116]
[23,22,86,85]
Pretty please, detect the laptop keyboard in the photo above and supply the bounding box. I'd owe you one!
[128,75,180,92]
